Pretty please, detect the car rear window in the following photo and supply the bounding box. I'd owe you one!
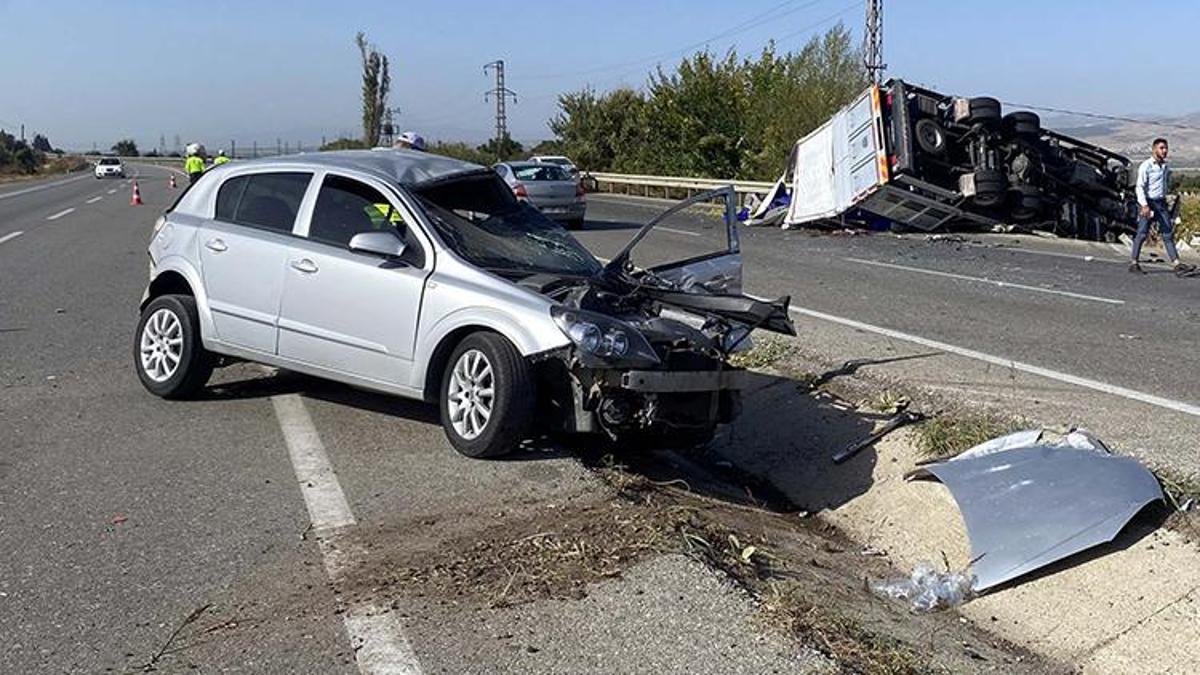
[512,165,570,182]
[214,172,311,234]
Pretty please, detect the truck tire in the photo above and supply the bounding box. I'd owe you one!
[967,97,1002,124]
[439,332,535,459]
[1010,184,1042,221]
[915,119,948,155]
[1004,111,1041,136]
[972,169,1006,207]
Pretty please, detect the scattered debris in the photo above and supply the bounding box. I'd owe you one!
[1119,333,1142,341]
[925,234,967,243]
[908,429,1164,590]
[871,561,975,612]
[832,410,925,465]
[111,514,128,525]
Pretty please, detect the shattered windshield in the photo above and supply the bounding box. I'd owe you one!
[414,171,601,276]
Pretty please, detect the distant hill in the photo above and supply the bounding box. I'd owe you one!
[1047,112,1200,168]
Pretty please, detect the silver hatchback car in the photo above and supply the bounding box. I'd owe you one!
[135,150,794,457]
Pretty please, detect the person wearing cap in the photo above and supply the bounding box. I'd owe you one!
[213,149,231,166]
[392,131,427,151]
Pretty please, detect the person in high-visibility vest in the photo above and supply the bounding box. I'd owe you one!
[184,143,206,184]
[213,149,231,166]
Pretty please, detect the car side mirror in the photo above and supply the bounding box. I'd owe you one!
[349,231,407,260]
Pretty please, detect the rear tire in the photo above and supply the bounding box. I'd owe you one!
[1010,184,1042,221]
[439,332,534,458]
[1004,111,1041,136]
[967,97,1002,124]
[972,169,1007,207]
[134,295,214,399]
[915,119,948,155]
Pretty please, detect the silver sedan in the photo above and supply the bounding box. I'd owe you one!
[494,161,586,229]
[134,150,793,458]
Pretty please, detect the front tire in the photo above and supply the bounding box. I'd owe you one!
[439,332,534,458]
[134,295,214,399]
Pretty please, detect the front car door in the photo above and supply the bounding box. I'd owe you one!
[607,187,742,295]
[198,171,313,354]
[276,172,432,389]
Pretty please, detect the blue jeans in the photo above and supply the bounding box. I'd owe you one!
[1131,199,1178,263]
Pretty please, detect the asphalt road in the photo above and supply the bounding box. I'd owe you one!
[2,167,1193,673]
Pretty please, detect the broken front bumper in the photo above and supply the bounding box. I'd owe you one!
[613,368,750,392]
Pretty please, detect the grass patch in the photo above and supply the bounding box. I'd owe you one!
[764,587,933,675]
[729,334,795,370]
[1180,194,1200,244]
[915,413,1025,461]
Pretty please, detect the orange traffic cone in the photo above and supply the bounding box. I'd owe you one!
[130,181,143,206]
[169,173,177,189]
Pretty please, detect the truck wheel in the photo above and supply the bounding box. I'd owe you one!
[439,332,534,459]
[915,119,948,155]
[1004,111,1041,136]
[967,97,1002,124]
[1010,184,1042,221]
[972,169,1006,207]
[134,295,215,399]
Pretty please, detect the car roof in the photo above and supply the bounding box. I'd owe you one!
[228,149,487,187]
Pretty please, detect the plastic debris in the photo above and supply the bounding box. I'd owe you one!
[871,561,976,612]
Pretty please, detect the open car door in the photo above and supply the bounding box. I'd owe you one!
[603,187,795,337]
[605,187,742,295]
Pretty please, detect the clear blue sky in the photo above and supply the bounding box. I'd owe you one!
[1,0,1196,152]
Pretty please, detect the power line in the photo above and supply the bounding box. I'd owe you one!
[521,0,837,81]
[1002,101,1200,132]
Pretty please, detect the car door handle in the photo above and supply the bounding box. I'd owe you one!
[290,258,319,274]
[204,238,227,253]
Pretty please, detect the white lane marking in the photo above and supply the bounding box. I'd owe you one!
[658,226,701,237]
[271,394,423,674]
[107,189,117,194]
[786,304,1200,418]
[0,231,24,245]
[273,394,356,531]
[846,257,1125,305]
[46,207,75,221]
[0,174,90,201]
[85,196,103,204]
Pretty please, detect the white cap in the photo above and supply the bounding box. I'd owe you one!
[395,131,426,151]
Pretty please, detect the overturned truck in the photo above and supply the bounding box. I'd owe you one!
[777,79,1139,240]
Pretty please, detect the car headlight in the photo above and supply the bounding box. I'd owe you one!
[551,306,660,368]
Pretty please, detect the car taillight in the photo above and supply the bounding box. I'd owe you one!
[514,183,528,198]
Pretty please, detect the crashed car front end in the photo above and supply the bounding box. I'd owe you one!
[529,187,796,445]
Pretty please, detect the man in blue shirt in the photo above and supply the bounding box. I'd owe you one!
[1130,138,1194,276]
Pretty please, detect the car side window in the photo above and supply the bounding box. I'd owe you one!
[218,172,311,234]
[309,175,425,267]
[215,176,249,221]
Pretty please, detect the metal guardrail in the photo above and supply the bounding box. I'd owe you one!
[585,172,774,206]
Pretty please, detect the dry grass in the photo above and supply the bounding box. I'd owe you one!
[729,334,796,370]
[1180,194,1200,244]
[914,413,1025,461]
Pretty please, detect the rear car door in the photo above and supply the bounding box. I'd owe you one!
[276,173,432,387]
[198,172,313,354]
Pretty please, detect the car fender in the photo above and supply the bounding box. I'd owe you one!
[143,255,218,347]
[411,303,569,394]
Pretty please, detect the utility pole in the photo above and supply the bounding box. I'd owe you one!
[864,0,885,86]
[19,124,24,142]
[483,60,518,160]
[174,134,181,155]
[381,107,400,147]
[159,133,166,155]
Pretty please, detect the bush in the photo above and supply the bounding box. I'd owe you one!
[320,137,368,151]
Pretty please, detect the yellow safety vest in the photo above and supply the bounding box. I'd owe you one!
[185,156,205,174]
[213,156,231,165]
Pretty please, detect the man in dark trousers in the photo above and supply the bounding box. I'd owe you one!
[1130,138,1195,276]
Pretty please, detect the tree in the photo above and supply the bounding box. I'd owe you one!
[476,135,524,161]
[31,133,52,153]
[320,137,368,151]
[111,139,139,156]
[356,32,391,147]
[429,141,494,165]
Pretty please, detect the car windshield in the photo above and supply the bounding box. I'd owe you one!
[414,172,601,277]
[99,158,120,165]
[512,165,570,182]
